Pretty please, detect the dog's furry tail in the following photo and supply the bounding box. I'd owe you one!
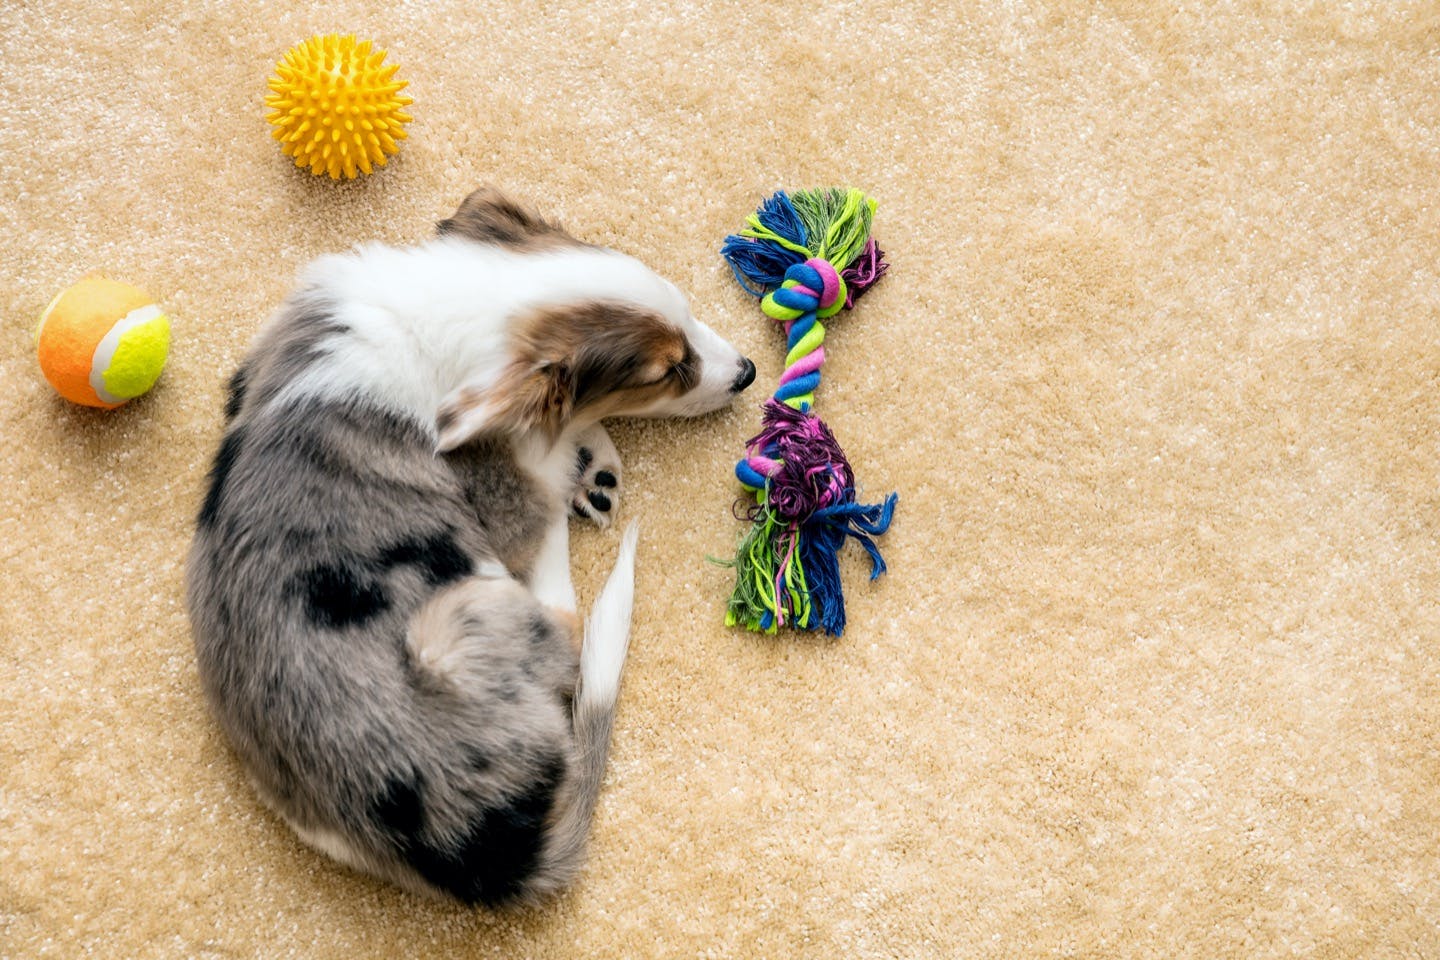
[534,521,639,895]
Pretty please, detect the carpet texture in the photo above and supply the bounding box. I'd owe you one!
[3,1,1438,956]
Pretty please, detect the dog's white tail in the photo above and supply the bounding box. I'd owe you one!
[532,521,639,896]
[578,521,639,710]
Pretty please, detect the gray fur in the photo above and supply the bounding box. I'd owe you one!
[189,303,596,906]
[537,692,618,894]
[221,294,345,424]
[444,438,550,580]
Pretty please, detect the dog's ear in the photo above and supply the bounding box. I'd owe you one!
[436,187,576,248]
[435,361,573,452]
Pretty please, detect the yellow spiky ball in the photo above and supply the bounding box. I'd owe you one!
[265,34,413,180]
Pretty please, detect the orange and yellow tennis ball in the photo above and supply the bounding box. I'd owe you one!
[35,277,171,408]
[265,34,413,180]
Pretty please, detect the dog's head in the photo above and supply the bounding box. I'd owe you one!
[434,189,755,451]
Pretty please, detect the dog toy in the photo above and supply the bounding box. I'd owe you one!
[718,188,898,636]
[35,277,170,408]
[265,34,413,180]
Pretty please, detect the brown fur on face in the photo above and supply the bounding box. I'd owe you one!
[436,187,583,250]
[436,301,698,443]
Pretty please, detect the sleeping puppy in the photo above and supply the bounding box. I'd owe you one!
[186,188,756,906]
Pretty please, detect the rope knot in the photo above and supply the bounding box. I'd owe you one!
[746,399,854,522]
[761,258,847,322]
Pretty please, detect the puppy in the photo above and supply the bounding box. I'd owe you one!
[186,188,755,905]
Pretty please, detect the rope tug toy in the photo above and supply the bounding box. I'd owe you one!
[719,188,899,636]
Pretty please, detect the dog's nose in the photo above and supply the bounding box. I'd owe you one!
[731,357,756,394]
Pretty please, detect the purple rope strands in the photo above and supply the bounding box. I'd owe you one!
[747,399,854,523]
[717,188,898,637]
[841,239,889,307]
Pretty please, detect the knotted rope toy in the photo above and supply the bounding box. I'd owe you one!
[718,188,898,636]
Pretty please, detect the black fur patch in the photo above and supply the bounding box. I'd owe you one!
[398,755,565,905]
[373,771,426,838]
[224,364,250,420]
[292,530,471,632]
[198,426,246,528]
[297,563,390,628]
[377,533,474,586]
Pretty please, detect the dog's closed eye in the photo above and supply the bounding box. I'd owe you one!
[668,352,699,391]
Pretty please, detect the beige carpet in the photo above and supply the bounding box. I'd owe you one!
[3,1,1438,956]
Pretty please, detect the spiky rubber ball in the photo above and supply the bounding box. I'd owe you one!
[265,34,413,180]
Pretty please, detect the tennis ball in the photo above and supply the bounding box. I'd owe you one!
[35,277,171,408]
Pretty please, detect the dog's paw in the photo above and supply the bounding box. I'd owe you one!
[570,425,621,528]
